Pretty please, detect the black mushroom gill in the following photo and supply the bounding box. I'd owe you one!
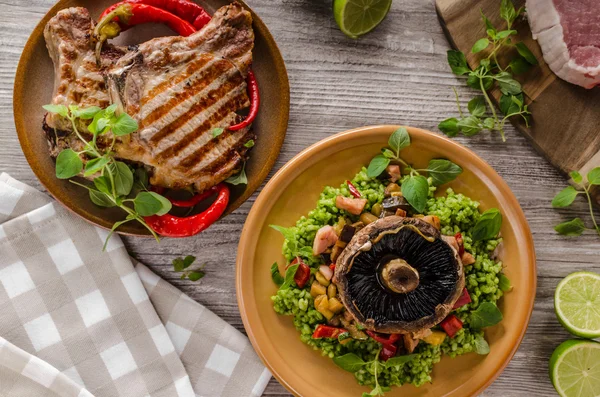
[334,216,465,334]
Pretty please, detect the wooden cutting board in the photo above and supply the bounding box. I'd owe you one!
[436,0,600,205]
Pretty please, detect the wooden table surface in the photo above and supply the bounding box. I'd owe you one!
[1,1,599,396]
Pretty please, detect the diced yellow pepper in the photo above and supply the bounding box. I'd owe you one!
[327,284,337,299]
[328,297,344,314]
[310,281,327,298]
[422,330,446,346]
[315,272,331,287]
[314,294,329,312]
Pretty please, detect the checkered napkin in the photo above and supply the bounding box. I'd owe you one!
[0,173,271,396]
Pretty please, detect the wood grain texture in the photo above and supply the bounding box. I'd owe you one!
[436,0,600,205]
[1,1,599,396]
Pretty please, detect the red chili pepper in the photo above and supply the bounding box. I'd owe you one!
[229,70,260,131]
[379,343,398,361]
[454,232,465,257]
[144,183,229,237]
[167,189,217,208]
[312,324,346,339]
[440,314,463,338]
[452,287,472,310]
[99,3,196,37]
[100,0,209,31]
[346,180,362,198]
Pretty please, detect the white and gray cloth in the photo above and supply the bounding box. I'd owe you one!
[0,173,271,397]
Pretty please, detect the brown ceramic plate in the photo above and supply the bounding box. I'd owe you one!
[13,0,289,235]
[237,125,536,397]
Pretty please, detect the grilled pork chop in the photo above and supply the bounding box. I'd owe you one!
[527,0,600,88]
[43,3,255,192]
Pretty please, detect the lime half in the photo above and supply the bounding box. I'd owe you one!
[555,271,600,338]
[549,339,600,397]
[333,0,392,39]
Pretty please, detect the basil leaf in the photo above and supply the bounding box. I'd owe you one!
[427,159,463,186]
[438,118,459,137]
[71,106,102,120]
[332,353,366,372]
[467,96,486,117]
[499,93,524,116]
[382,148,395,159]
[555,218,586,236]
[172,258,185,272]
[401,175,429,213]
[104,104,118,116]
[570,171,583,184]
[472,208,502,241]
[480,10,495,33]
[244,139,255,148]
[471,38,489,54]
[552,186,579,208]
[187,271,205,281]
[270,225,297,243]
[55,149,83,179]
[271,262,284,286]
[134,192,172,216]
[388,127,410,154]
[279,264,299,290]
[183,255,196,269]
[483,118,495,129]
[109,161,134,196]
[384,354,416,368]
[496,29,516,39]
[133,168,149,194]
[469,302,503,330]
[494,72,522,95]
[457,116,482,136]
[500,0,516,24]
[88,111,109,134]
[509,57,531,75]
[212,128,224,138]
[499,274,512,292]
[89,189,116,207]
[474,333,490,355]
[225,165,248,185]
[447,50,470,75]
[112,113,138,136]
[93,175,112,195]
[515,42,538,65]
[367,155,390,178]
[83,156,110,177]
[43,104,69,118]
[587,167,600,185]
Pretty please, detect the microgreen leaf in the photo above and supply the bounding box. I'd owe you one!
[426,159,463,186]
[182,255,196,269]
[570,171,583,184]
[55,149,83,179]
[552,186,580,208]
[271,262,284,287]
[382,148,396,159]
[187,271,205,281]
[401,175,429,213]
[134,192,172,216]
[447,50,470,75]
[509,57,531,75]
[471,38,490,54]
[43,104,69,118]
[515,42,538,65]
[438,118,460,137]
[384,355,416,368]
[496,30,517,39]
[480,10,495,33]
[474,333,490,355]
[467,96,486,117]
[109,161,134,196]
[494,72,522,95]
[554,218,586,236]
[367,155,391,178]
[279,264,299,290]
[88,111,109,134]
[499,274,512,292]
[500,0,517,26]
[587,167,600,185]
[104,104,118,116]
[225,164,248,185]
[212,128,224,138]
[332,353,366,372]
[94,175,112,195]
[244,139,255,148]
[470,302,503,330]
[89,189,116,207]
[84,156,111,177]
[112,113,138,136]
[472,208,502,241]
[499,93,524,116]
[133,168,149,194]
[388,127,410,155]
[483,118,495,129]
[457,116,482,136]
[71,106,102,120]
[172,258,186,272]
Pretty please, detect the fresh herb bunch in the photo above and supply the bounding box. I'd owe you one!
[43,104,172,248]
[172,255,206,281]
[552,168,600,237]
[366,127,463,213]
[439,0,537,141]
[333,351,416,396]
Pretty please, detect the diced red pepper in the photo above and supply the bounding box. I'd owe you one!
[454,232,465,257]
[387,333,401,344]
[366,330,399,345]
[329,263,336,272]
[346,180,362,198]
[312,324,345,339]
[440,315,463,338]
[379,343,397,361]
[289,258,310,289]
[452,287,472,309]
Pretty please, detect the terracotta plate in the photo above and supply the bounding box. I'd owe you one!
[13,0,289,235]
[237,126,536,397]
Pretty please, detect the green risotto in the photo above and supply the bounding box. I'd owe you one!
[270,131,508,395]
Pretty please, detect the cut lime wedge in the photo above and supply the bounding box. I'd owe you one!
[555,271,600,338]
[333,0,392,39]
[549,339,600,397]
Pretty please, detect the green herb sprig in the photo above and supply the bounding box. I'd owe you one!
[172,255,206,281]
[552,168,600,237]
[366,128,463,213]
[469,302,503,330]
[439,0,537,141]
[43,104,172,248]
[333,351,416,396]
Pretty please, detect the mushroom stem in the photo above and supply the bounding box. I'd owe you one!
[380,258,419,294]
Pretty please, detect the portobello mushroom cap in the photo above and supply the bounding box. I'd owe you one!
[334,216,464,334]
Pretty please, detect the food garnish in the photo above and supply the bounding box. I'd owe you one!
[439,0,537,141]
[332,0,392,39]
[172,255,206,281]
[43,104,171,248]
[552,168,600,237]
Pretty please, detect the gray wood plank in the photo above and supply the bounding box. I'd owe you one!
[1,0,598,396]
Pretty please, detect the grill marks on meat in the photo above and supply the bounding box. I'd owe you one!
[43,3,256,192]
[527,0,600,88]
